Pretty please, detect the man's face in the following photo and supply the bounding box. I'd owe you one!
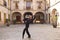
[29,15,32,19]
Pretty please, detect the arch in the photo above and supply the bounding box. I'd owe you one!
[24,12,33,23]
[12,12,21,24]
[34,12,44,24]
[24,12,33,18]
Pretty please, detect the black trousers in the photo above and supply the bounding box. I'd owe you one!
[22,24,31,38]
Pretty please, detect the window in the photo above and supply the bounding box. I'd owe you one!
[15,2,18,9]
[37,1,42,9]
[3,0,7,6]
[13,1,19,9]
[24,0,32,2]
[26,1,31,10]
[24,0,32,10]
[0,12,1,21]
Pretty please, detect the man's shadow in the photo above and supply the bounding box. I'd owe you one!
[22,38,35,40]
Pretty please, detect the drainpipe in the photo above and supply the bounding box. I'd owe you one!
[10,0,12,24]
[44,0,46,23]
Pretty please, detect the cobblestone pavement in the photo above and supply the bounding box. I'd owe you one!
[0,24,60,40]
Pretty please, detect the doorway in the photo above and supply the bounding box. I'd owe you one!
[35,12,44,24]
[12,12,21,24]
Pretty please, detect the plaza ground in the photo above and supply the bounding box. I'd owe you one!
[0,24,60,40]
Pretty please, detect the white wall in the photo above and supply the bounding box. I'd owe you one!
[0,0,50,25]
[49,0,60,27]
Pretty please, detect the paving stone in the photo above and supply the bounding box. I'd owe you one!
[0,24,60,40]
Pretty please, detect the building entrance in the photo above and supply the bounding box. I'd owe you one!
[35,12,44,24]
[12,12,21,24]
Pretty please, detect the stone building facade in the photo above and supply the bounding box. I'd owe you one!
[0,0,50,24]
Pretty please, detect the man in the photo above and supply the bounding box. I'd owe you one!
[22,15,35,39]
[22,16,31,39]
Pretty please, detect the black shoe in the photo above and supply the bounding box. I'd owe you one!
[28,36,31,38]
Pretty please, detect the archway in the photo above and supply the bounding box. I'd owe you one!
[24,12,33,23]
[34,12,44,24]
[24,12,33,18]
[12,12,21,24]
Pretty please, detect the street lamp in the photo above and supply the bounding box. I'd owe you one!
[44,0,47,23]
